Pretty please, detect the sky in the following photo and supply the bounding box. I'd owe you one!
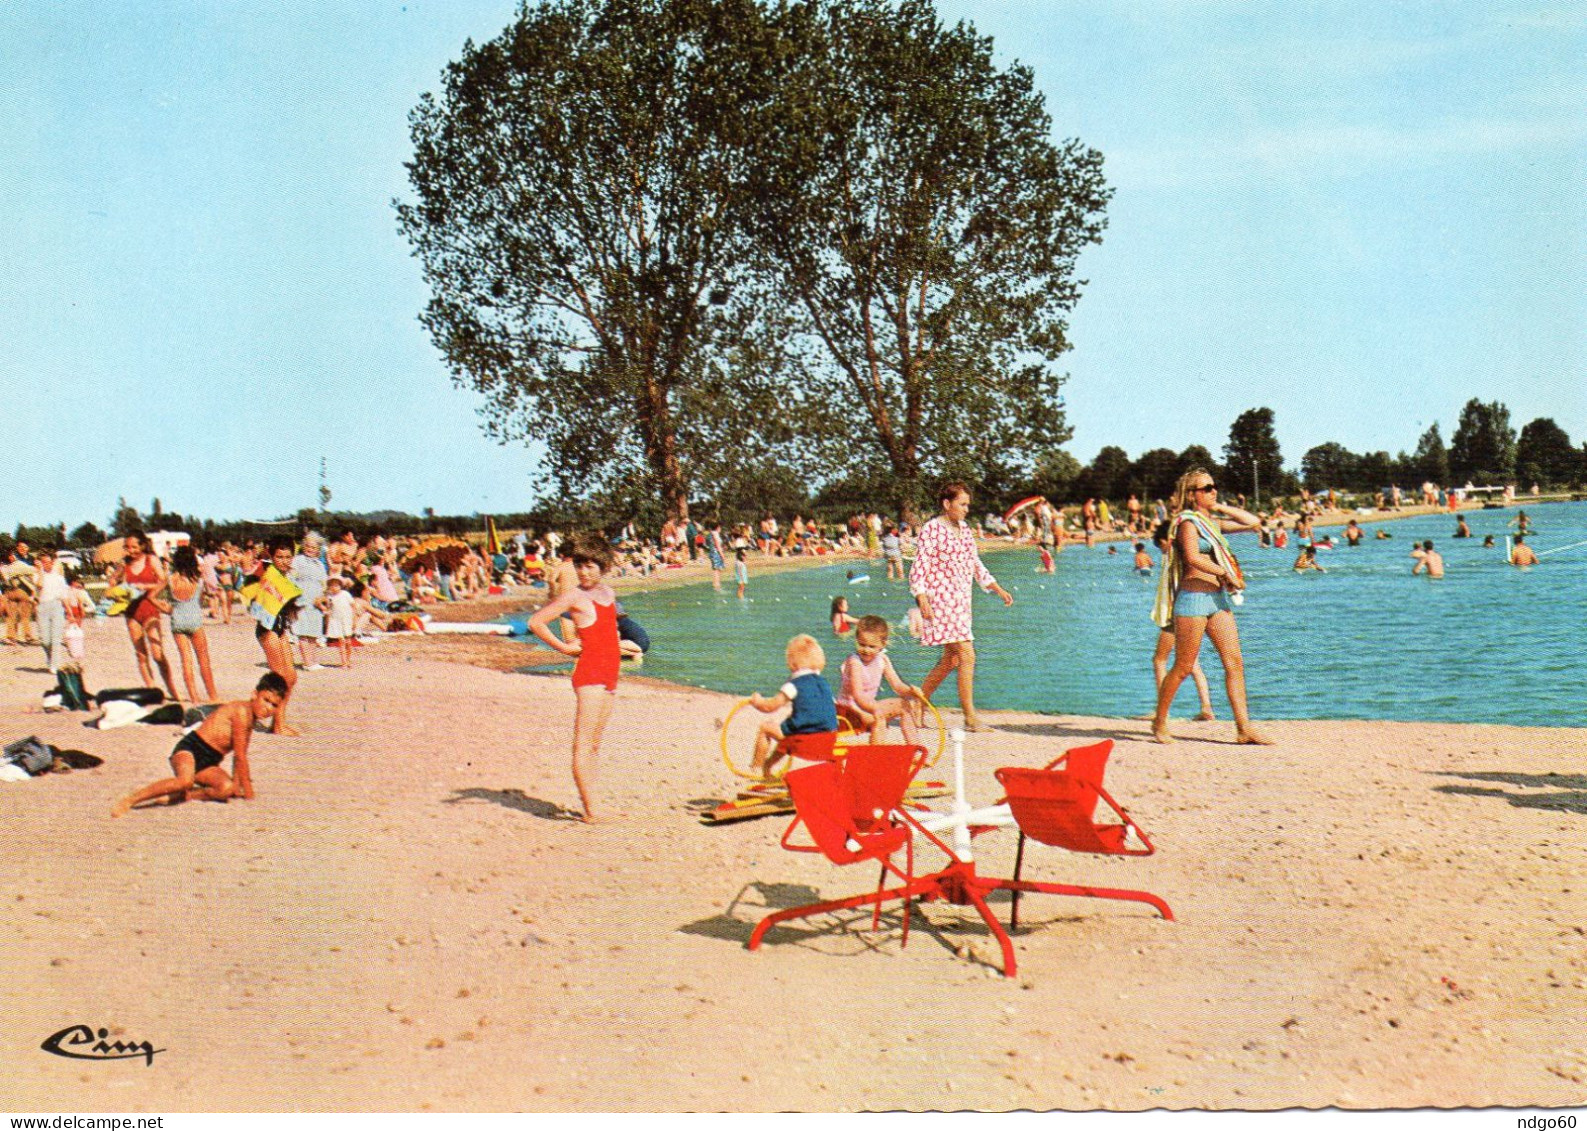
[3,1,1583,531]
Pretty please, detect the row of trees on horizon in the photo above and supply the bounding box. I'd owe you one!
[12,397,1582,555]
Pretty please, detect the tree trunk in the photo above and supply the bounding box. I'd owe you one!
[635,369,690,524]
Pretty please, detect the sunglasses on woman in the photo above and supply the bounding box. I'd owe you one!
[1192,482,1217,493]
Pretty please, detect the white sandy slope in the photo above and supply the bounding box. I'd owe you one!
[1,614,1584,1112]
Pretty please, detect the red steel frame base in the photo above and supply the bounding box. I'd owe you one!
[749,851,1173,979]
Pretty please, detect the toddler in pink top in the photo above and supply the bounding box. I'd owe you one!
[835,615,922,744]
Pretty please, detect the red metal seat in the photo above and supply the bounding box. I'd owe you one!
[994,739,1173,931]
[748,743,935,949]
[771,729,839,765]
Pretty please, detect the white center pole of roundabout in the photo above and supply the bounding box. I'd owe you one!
[915,727,1016,850]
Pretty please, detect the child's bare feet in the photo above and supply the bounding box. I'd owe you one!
[1195,709,1216,721]
[1150,725,1174,744]
[1236,728,1275,745]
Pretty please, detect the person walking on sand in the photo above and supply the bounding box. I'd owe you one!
[167,546,220,702]
[109,531,182,701]
[1148,522,1215,725]
[1150,470,1271,745]
[32,547,70,675]
[910,481,1013,733]
[242,537,303,736]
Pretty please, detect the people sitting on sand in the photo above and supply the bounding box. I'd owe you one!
[1510,535,1538,567]
[748,634,836,777]
[1412,540,1444,578]
[348,580,391,635]
[835,616,921,745]
[111,673,286,817]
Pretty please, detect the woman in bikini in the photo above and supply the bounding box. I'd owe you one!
[112,531,181,700]
[1150,469,1272,746]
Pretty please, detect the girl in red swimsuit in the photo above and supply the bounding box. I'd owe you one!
[113,531,180,700]
[528,532,621,823]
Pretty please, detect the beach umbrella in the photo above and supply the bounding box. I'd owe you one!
[95,538,127,566]
[1003,495,1048,523]
[400,535,470,573]
[485,516,501,557]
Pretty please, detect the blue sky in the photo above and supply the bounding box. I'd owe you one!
[3,1,1583,530]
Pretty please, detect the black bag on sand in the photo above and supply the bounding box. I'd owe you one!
[3,736,57,776]
[94,687,165,708]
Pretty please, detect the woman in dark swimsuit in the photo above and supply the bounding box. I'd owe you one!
[113,531,181,700]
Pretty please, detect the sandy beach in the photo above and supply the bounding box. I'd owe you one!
[2,598,1585,1113]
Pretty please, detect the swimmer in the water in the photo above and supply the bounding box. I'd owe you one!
[1412,540,1444,578]
[1483,534,1496,548]
[1510,534,1538,567]
[1133,542,1152,574]
[830,594,858,635]
[1293,544,1326,573]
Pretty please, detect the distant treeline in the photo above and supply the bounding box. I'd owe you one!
[10,400,1581,553]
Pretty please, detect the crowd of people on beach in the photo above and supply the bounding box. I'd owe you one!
[3,467,1560,824]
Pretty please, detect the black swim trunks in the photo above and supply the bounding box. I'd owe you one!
[173,730,225,774]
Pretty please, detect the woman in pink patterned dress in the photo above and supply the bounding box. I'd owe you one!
[909,482,1014,732]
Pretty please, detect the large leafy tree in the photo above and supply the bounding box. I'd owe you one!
[1222,408,1284,504]
[1076,445,1132,503]
[1514,417,1579,487]
[1411,423,1451,486]
[398,0,804,521]
[1448,399,1516,485]
[750,0,1110,520]
[1300,441,1359,491]
[1127,447,1182,504]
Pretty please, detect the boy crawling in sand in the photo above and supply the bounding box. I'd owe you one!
[111,673,286,817]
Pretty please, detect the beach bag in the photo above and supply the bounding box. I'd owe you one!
[3,736,56,776]
[62,622,85,661]
[55,668,91,711]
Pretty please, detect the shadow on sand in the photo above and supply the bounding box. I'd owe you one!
[443,786,583,820]
[1431,770,1587,815]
